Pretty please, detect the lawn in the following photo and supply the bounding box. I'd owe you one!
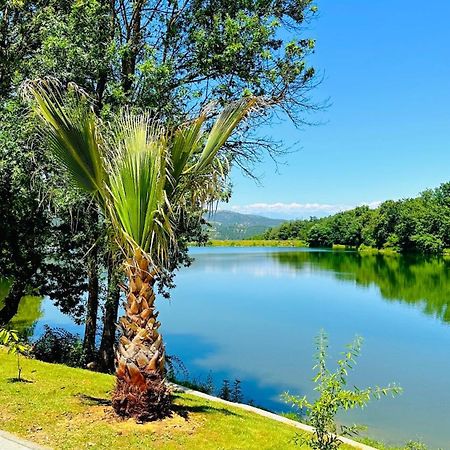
[0,351,358,450]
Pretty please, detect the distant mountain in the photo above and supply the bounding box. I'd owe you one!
[205,210,285,240]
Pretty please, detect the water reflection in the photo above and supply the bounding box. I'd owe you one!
[271,251,450,324]
[0,278,43,337]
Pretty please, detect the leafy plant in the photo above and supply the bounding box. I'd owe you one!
[31,326,84,368]
[0,327,30,381]
[404,441,428,450]
[283,331,402,449]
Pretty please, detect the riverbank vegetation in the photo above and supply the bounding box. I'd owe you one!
[259,182,450,255]
[206,239,307,247]
[1,350,426,450]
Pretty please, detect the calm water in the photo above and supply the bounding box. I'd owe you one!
[7,247,450,448]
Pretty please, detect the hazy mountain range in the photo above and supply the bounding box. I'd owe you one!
[205,210,285,240]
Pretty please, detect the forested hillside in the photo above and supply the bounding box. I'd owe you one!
[260,182,450,254]
[206,211,285,239]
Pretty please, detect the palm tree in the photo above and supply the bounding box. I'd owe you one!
[24,79,256,420]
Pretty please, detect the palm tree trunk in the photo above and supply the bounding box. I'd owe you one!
[112,249,171,421]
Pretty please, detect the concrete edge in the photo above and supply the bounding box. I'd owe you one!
[171,383,378,450]
[0,430,50,449]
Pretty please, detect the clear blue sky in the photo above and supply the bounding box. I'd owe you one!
[225,0,450,219]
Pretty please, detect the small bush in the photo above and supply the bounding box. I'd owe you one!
[283,331,402,449]
[31,326,84,367]
[411,234,444,254]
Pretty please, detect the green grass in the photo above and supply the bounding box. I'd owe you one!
[0,351,358,450]
[358,245,399,255]
[332,244,357,250]
[206,239,307,247]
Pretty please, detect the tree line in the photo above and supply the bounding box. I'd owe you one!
[259,182,450,254]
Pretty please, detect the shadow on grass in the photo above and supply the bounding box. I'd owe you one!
[77,393,111,406]
[7,377,33,383]
[171,394,238,420]
[74,392,239,423]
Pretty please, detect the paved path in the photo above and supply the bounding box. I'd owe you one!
[0,431,47,450]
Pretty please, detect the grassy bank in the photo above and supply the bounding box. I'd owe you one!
[357,245,399,255]
[0,351,353,450]
[206,239,307,247]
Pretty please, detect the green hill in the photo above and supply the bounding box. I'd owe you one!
[206,210,285,240]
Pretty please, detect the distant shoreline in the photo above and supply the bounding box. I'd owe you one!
[202,239,307,247]
[195,241,450,256]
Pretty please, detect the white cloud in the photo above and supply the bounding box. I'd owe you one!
[224,201,382,219]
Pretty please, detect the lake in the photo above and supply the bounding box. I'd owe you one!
[6,247,450,448]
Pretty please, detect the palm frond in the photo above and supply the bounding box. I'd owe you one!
[106,113,174,262]
[168,114,206,194]
[189,97,257,174]
[24,79,257,266]
[23,79,106,196]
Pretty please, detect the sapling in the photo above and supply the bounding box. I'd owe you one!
[0,328,30,381]
[283,331,402,450]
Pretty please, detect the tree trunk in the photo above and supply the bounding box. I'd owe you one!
[112,249,171,421]
[82,252,99,365]
[98,256,121,372]
[0,282,23,326]
[82,208,100,365]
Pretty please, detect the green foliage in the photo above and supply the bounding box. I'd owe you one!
[208,239,306,247]
[0,328,28,355]
[1,0,321,336]
[231,379,243,403]
[0,327,30,381]
[31,326,84,368]
[283,331,402,449]
[262,183,450,255]
[26,80,255,265]
[403,441,428,450]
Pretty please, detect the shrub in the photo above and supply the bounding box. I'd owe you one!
[411,234,444,255]
[283,331,402,449]
[31,326,84,367]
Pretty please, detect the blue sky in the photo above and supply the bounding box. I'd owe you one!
[224,0,450,219]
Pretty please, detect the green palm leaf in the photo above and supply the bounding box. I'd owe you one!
[25,79,256,265]
[106,113,173,260]
[23,79,106,196]
[190,97,257,174]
